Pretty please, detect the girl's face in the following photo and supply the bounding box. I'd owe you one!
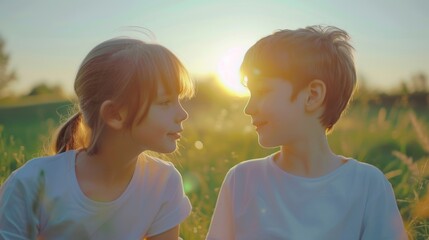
[244,78,308,148]
[130,84,188,153]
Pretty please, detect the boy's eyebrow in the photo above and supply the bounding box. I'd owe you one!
[247,81,268,91]
[247,78,268,88]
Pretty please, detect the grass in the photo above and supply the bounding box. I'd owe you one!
[0,98,428,239]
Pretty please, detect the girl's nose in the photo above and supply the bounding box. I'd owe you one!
[176,102,188,123]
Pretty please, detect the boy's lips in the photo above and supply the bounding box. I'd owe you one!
[252,121,268,130]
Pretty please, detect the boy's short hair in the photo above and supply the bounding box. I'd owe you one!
[241,25,356,131]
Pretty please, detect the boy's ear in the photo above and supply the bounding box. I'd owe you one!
[100,100,127,130]
[305,79,326,112]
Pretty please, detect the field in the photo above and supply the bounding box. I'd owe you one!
[1,91,429,239]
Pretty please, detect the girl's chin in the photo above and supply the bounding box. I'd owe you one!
[158,144,178,154]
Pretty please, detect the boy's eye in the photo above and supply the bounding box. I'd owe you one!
[251,89,269,96]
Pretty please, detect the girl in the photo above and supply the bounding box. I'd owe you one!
[0,37,194,239]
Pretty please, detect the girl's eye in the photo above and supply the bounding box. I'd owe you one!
[157,95,180,106]
[159,100,172,105]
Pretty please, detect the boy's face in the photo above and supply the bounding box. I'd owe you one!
[244,77,308,148]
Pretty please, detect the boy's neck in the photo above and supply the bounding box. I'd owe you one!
[274,136,347,178]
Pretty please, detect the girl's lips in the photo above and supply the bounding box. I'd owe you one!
[168,132,181,140]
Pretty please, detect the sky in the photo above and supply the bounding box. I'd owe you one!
[1,0,428,95]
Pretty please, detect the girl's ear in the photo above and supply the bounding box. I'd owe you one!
[100,100,127,130]
[305,79,326,112]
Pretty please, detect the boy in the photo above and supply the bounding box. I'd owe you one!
[206,26,407,240]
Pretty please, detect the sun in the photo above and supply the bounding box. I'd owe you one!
[216,47,249,97]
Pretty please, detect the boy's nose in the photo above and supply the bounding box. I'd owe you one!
[244,97,256,116]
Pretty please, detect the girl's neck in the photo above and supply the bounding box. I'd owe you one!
[75,149,140,202]
[78,130,142,174]
[80,129,143,183]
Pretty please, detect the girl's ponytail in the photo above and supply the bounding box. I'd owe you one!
[52,111,87,154]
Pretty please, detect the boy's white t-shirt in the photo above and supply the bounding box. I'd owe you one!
[207,154,407,240]
[0,150,191,240]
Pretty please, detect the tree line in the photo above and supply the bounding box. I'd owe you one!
[0,36,427,108]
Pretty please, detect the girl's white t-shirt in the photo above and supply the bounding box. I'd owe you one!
[0,150,191,240]
[207,155,407,240]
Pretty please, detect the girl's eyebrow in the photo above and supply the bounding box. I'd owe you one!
[156,87,168,97]
[155,95,170,101]
[156,92,179,99]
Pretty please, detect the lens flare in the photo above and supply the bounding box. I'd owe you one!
[216,47,249,97]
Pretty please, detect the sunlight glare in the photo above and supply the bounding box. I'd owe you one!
[216,47,249,97]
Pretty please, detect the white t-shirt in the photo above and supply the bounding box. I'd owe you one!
[0,150,191,240]
[207,154,407,240]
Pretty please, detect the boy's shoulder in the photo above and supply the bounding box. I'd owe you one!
[228,155,273,177]
[352,159,388,179]
[235,155,271,167]
[333,158,393,193]
[230,156,389,183]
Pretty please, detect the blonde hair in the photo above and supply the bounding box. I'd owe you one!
[53,38,194,155]
[241,25,356,131]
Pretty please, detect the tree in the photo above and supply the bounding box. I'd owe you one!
[0,36,17,97]
[27,82,64,96]
[411,72,428,93]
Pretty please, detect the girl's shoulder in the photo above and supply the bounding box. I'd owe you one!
[9,150,75,181]
[137,154,182,179]
[1,151,75,198]
[134,155,186,196]
[140,154,175,169]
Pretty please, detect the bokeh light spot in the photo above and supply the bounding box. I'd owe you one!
[194,140,204,150]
